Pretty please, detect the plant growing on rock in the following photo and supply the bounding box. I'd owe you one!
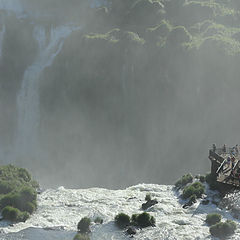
[210,220,236,238]
[206,213,221,226]
[2,206,29,222]
[135,212,155,228]
[175,173,193,188]
[182,182,204,199]
[115,213,130,228]
[94,216,103,224]
[145,193,151,201]
[77,217,91,233]
[131,212,155,228]
[0,165,38,222]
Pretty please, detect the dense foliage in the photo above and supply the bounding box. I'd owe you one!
[77,217,91,233]
[206,213,222,226]
[209,220,237,238]
[182,182,205,199]
[131,212,156,228]
[175,174,193,188]
[114,213,131,228]
[0,165,38,222]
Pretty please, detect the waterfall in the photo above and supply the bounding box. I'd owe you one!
[0,0,25,17]
[0,24,5,59]
[15,25,77,159]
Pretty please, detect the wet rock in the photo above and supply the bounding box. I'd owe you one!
[201,199,209,205]
[231,207,240,219]
[142,199,158,210]
[127,226,137,235]
[183,197,196,208]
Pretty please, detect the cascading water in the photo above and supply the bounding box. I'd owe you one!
[0,0,25,17]
[0,24,5,59]
[15,25,77,159]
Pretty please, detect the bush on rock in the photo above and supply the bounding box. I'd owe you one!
[175,173,193,188]
[210,220,236,238]
[206,213,221,226]
[182,182,204,199]
[115,213,130,228]
[77,217,91,233]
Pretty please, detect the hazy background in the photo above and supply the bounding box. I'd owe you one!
[1,0,240,188]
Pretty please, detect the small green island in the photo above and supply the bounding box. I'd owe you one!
[0,165,39,222]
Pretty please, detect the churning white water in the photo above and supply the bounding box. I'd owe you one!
[15,25,77,157]
[0,184,239,240]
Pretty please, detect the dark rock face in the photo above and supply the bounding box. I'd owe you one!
[201,199,210,205]
[142,199,158,210]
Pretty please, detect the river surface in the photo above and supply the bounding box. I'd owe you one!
[0,183,239,240]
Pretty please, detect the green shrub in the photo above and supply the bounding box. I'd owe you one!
[134,212,155,228]
[115,213,130,228]
[131,214,138,226]
[73,233,90,240]
[175,173,193,188]
[1,206,29,222]
[24,202,36,214]
[145,193,151,201]
[94,217,103,224]
[18,168,31,182]
[189,194,197,203]
[206,213,222,226]
[0,187,37,213]
[0,165,38,222]
[205,173,217,190]
[210,220,237,238]
[0,180,17,194]
[182,182,205,199]
[199,175,205,183]
[77,217,91,233]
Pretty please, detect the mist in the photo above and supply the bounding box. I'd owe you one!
[1,0,240,189]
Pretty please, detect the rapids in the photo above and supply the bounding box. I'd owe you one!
[0,184,239,240]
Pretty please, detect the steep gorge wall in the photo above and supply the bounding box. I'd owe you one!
[1,0,240,187]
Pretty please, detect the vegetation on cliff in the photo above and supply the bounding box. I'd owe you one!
[0,165,38,222]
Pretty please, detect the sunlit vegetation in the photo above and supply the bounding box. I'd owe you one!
[114,213,131,228]
[175,173,193,188]
[182,182,205,199]
[115,211,155,230]
[0,165,38,222]
[209,220,237,238]
[206,213,222,226]
[205,173,217,190]
[131,212,156,228]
